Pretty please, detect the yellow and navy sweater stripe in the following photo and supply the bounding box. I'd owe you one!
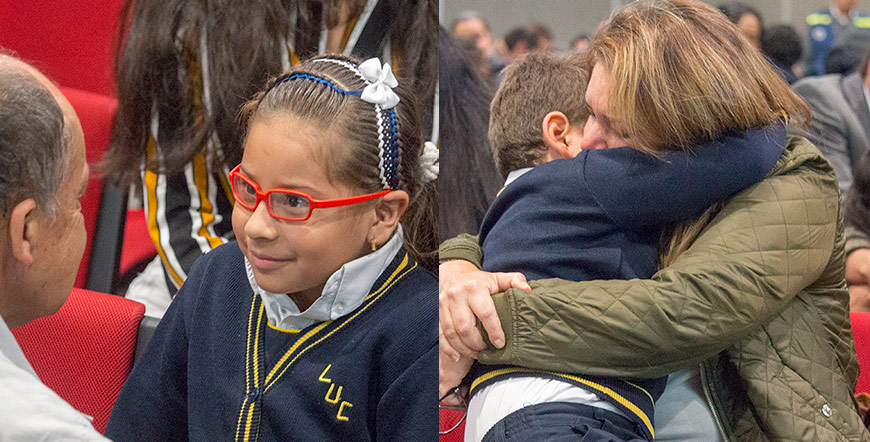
[233,252,417,442]
[104,242,438,441]
[469,365,662,441]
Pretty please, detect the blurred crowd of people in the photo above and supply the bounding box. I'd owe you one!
[449,0,870,88]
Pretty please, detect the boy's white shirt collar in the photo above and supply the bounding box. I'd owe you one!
[504,167,534,187]
[0,314,37,377]
[247,225,404,331]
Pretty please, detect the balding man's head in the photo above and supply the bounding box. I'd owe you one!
[0,55,75,219]
[0,55,88,328]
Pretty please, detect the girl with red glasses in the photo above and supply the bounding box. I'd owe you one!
[106,55,438,441]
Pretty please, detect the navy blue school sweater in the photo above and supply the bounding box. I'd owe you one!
[473,125,786,440]
[105,242,437,442]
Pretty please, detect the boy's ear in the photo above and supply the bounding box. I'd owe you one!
[7,199,38,266]
[370,190,409,247]
[542,111,573,160]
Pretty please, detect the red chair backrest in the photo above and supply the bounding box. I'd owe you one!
[0,0,123,96]
[59,87,118,289]
[852,312,870,394]
[440,407,466,442]
[12,289,145,433]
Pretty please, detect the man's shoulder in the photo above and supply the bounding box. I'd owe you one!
[0,353,107,441]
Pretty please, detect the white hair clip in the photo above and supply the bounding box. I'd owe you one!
[359,58,400,109]
[419,141,439,183]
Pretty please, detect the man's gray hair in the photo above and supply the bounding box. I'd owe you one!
[0,61,70,219]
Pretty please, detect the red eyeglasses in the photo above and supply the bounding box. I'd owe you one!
[229,165,391,221]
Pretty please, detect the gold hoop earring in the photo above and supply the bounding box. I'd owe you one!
[371,238,377,252]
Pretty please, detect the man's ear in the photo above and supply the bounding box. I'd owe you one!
[370,190,409,247]
[8,199,37,265]
[542,111,573,160]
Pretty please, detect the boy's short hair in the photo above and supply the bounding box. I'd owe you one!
[489,52,589,177]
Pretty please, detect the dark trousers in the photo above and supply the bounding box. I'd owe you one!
[482,402,649,442]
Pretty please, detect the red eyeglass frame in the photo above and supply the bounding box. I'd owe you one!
[228,165,392,221]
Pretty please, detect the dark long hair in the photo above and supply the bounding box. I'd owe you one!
[105,0,437,187]
[438,27,501,239]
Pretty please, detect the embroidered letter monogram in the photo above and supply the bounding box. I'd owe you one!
[318,364,354,422]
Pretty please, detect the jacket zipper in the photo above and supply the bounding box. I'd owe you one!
[700,361,733,442]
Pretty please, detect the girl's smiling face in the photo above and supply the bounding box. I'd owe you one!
[232,114,376,309]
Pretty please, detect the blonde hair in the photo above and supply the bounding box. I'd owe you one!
[587,0,809,154]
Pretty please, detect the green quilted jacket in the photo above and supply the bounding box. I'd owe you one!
[441,137,870,441]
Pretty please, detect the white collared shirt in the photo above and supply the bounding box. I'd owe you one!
[503,167,533,187]
[0,314,109,441]
[248,225,404,331]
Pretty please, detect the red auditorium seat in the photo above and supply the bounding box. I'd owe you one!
[60,87,118,290]
[852,312,870,394]
[440,406,466,442]
[0,0,123,96]
[120,208,157,275]
[12,288,146,433]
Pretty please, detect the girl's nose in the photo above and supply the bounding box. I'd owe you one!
[244,201,279,241]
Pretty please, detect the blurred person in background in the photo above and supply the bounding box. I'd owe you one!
[528,22,554,52]
[793,49,870,195]
[762,24,803,84]
[571,33,591,52]
[451,10,504,85]
[503,27,538,62]
[824,26,870,75]
[718,1,763,49]
[806,0,870,76]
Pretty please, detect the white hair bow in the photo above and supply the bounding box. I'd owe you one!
[359,58,400,109]
[419,141,439,183]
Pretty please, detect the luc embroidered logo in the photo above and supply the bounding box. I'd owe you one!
[318,364,353,421]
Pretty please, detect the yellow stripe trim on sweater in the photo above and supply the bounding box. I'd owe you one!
[253,303,264,387]
[264,322,331,386]
[365,254,410,301]
[243,401,256,442]
[144,136,184,287]
[266,321,301,333]
[192,153,224,249]
[234,396,248,442]
[234,294,259,441]
[471,368,654,438]
[265,255,413,392]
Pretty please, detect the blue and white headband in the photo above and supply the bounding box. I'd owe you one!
[279,57,439,188]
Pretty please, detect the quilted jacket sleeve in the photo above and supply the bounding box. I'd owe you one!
[444,139,841,380]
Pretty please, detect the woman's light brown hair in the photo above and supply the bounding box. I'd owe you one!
[587,0,810,154]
